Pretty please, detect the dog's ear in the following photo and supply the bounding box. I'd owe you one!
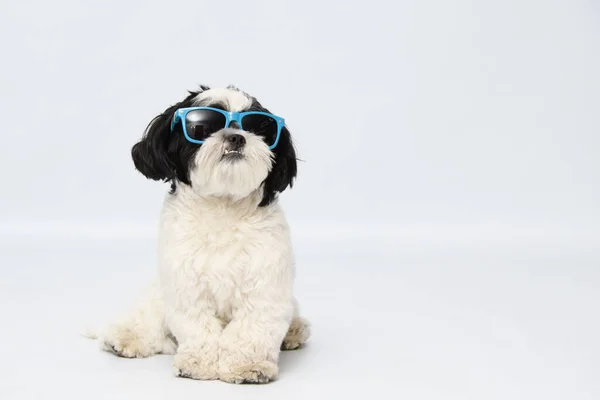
[259,126,298,206]
[131,106,179,181]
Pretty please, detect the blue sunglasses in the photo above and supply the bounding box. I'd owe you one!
[170,107,285,149]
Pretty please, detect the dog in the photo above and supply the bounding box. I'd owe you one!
[96,85,310,384]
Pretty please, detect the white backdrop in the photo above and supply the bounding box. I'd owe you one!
[2,0,599,245]
[1,1,600,399]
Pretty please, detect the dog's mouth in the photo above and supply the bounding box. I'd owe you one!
[222,148,244,161]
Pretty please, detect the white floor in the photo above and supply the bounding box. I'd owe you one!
[1,233,599,400]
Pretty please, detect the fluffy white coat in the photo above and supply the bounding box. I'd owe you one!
[96,87,309,384]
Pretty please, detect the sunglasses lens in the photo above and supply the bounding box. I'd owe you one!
[185,110,227,141]
[241,114,279,146]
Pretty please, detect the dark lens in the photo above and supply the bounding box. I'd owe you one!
[185,110,226,141]
[241,114,278,146]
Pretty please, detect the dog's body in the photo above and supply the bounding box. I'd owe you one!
[98,86,309,383]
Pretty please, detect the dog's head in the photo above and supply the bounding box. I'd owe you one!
[131,86,297,206]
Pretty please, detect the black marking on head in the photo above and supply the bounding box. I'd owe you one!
[207,102,227,111]
[131,88,209,190]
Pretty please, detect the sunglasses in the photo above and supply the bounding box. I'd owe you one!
[170,107,285,149]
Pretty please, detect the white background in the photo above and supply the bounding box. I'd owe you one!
[1,0,599,399]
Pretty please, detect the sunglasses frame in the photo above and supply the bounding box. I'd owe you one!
[170,106,285,149]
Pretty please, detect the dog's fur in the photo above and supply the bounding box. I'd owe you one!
[98,86,309,384]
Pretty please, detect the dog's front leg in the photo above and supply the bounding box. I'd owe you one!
[167,298,223,380]
[218,289,293,384]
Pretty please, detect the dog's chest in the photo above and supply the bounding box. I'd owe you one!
[158,202,275,315]
[162,215,256,276]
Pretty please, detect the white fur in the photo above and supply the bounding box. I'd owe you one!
[190,129,273,199]
[194,87,253,111]
[97,87,309,384]
[160,186,294,382]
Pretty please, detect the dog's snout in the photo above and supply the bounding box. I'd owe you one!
[225,133,246,147]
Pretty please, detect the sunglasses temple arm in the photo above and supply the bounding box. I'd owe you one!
[170,112,180,132]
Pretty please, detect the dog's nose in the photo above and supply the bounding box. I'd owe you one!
[225,133,246,147]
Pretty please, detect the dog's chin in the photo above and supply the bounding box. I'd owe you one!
[188,135,274,200]
[190,153,270,200]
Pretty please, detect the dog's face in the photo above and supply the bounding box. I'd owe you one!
[131,86,297,206]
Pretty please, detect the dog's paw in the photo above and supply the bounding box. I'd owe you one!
[102,326,152,358]
[219,360,278,384]
[174,352,219,380]
[281,317,310,350]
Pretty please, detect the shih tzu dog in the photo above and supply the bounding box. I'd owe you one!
[97,85,310,384]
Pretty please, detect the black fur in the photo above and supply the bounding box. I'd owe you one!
[245,96,297,206]
[257,125,297,206]
[131,86,297,207]
[131,91,199,185]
